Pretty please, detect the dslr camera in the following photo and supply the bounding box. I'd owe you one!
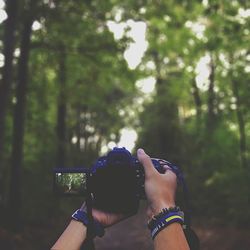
[54,147,177,214]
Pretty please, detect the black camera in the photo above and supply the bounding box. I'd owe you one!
[54,147,200,248]
[54,147,177,213]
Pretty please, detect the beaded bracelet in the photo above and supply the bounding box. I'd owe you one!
[147,207,184,239]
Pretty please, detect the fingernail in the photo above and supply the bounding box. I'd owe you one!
[138,148,145,154]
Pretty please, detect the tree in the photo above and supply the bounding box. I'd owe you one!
[0,0,19,155]
[4,0,137,228]
[8,0,36,230]
[56,46,67,168]
[0,0,19,210]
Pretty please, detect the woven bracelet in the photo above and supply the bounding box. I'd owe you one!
[147,207,184,240]
[147,206,182,229]
[150,212,184,239]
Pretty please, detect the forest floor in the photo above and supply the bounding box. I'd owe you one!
[94,203,250,250]
[0,203,250,250]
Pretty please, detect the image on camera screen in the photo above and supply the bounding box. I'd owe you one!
[55,173,87,196]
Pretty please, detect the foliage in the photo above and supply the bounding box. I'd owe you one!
[0,0,249,237]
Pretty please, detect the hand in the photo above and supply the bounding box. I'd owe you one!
[80,202,129,228]
[137,148,177,218]
[92,209,128,227]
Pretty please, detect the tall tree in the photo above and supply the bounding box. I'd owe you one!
[8,1,36,230]
[231,78,247,169]
[0,0,19,207]
[0,0,19,153]
[206,54,217,131]
[56,46,67,167]
[191,77,202,124]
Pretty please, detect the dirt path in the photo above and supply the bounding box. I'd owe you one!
[95,202,153,250]
[95,202,250,250]
[1,202,250,249]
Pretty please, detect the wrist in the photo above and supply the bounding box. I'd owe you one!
[71,209,105,238]
[150,201,176,217]
[147,207,184,240]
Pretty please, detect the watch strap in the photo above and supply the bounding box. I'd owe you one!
[72,209,105,237]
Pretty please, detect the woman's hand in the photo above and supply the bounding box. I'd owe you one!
[80,202,130,227]
[92,208,128,227]
[137,148,177,218]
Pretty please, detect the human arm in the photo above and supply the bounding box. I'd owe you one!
[51,220,87,250]
[137,148,190,250]
[51,203,126,250]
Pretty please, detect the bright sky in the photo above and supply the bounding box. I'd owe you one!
[107,19,148,69]
[0,1,6,23]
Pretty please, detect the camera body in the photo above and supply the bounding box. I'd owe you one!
[54,147,170,213]
[54,147,198,245]
[89,147,164,213]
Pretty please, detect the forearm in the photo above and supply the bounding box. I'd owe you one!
[154,223,190,250]
[51,220,87,250]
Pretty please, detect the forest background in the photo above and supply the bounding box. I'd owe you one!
[0,0,249,249]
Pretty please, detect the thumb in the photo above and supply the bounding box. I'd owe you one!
[137,148,156,178]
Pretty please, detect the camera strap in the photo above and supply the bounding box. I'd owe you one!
[80,172,95,250]
[158,159,192,227]
[160,160,200,249]
[176,168,191,227]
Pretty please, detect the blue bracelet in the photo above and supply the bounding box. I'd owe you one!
[72,209,105,237]
[149,210,184,240]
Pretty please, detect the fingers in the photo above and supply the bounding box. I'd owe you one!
[137,148,157,178]
[161,165,177,181]
[92,208,129,227]
[162,165,174,172]
[153,158,177,176]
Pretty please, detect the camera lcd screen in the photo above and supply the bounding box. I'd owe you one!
[54,172,87,196]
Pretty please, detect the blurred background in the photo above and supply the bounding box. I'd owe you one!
[0,0,249,249]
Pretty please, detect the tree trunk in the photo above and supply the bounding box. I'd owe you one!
[0,0,19,209]
[231,79,247,169]
[8,9,34,231]
[228,54,248,169]
[76,107,81,153]
[206,54,216,131]
[0,0,19,153]
[56,48,67,167]
[191,77,202,125]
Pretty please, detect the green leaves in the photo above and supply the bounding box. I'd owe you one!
[1,0,249,231]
